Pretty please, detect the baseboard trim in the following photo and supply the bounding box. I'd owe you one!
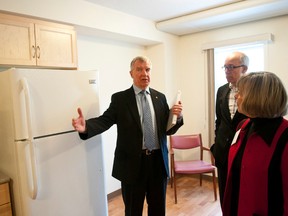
[107,188,122,200]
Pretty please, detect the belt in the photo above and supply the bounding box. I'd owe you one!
[142,149,161,156]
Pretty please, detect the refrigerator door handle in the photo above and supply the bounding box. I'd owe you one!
[20,78,38,199]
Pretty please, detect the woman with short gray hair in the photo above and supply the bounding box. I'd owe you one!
[222,72,288,215]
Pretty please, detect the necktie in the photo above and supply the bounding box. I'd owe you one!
[140,90,156,150]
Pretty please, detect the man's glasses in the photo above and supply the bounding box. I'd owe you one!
[222,65,244,71]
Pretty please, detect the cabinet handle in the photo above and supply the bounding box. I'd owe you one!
[32,45,36,58]
[36,46,40,59]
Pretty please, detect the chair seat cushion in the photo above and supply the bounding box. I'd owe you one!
[174,160,215,174]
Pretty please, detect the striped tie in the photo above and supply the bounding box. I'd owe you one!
[140,90,156,150]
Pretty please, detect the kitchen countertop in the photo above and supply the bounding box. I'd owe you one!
[0,172,10,184]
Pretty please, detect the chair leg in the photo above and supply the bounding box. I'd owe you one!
[170,169,173,188]
[173,174,177,204]
[200,173,203,186]
[170,157,172,188]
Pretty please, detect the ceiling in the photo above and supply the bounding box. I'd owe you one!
[86,0,288,35]
[86,0,241,22]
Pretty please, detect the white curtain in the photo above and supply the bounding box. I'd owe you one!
[204,49,215,147]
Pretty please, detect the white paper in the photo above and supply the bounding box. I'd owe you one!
[166,90,182,131]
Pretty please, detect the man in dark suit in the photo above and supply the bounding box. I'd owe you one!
[210,52,249,205]
[72,56,183,216]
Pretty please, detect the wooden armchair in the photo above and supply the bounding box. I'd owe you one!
[169,134,217,204]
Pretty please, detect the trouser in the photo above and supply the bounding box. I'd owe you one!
[121,150,167,216]
[217,164,228,206]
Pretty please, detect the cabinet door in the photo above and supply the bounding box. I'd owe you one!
[0,14,36,66]
[0,183,10,205]
[35,24,77,68]
[0,183,12,216]
[0,203,12,216]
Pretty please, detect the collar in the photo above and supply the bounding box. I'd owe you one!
[229,83,237,91]
[248,117,283,146]
[133,85,150,95]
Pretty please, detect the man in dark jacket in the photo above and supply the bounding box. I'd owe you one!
[72,56,183,216]
[210,51,249,205]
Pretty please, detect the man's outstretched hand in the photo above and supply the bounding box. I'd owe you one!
[72,108,86,133]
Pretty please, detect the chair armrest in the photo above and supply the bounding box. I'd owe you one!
[202,146,215,166]
[202,146,210,151]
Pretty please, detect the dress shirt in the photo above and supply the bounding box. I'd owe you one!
[228,83,238,119]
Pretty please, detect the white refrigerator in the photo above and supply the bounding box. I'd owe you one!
[0,68,107,216]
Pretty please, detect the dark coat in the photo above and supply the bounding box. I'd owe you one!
[79,86,183,184]
[222,118,288,216]
[211,83,247,168]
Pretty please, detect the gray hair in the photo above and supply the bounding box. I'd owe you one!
[130,56,152,71]
[237,72,287,118]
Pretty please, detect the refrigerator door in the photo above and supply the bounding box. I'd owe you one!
[16,132,107,216]
[7,68,99,140]
[0,68,107,216]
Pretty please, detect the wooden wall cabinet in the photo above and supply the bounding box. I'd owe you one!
[0,13,77,69]
[0,183,12,216]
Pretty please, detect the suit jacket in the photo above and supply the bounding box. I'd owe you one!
[79,86,184,184]
[211,83,247,168]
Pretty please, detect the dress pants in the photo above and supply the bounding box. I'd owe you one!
[217,163,228,206]
[121,150,167,216]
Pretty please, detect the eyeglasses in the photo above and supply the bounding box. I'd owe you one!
[222,65,244,71]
